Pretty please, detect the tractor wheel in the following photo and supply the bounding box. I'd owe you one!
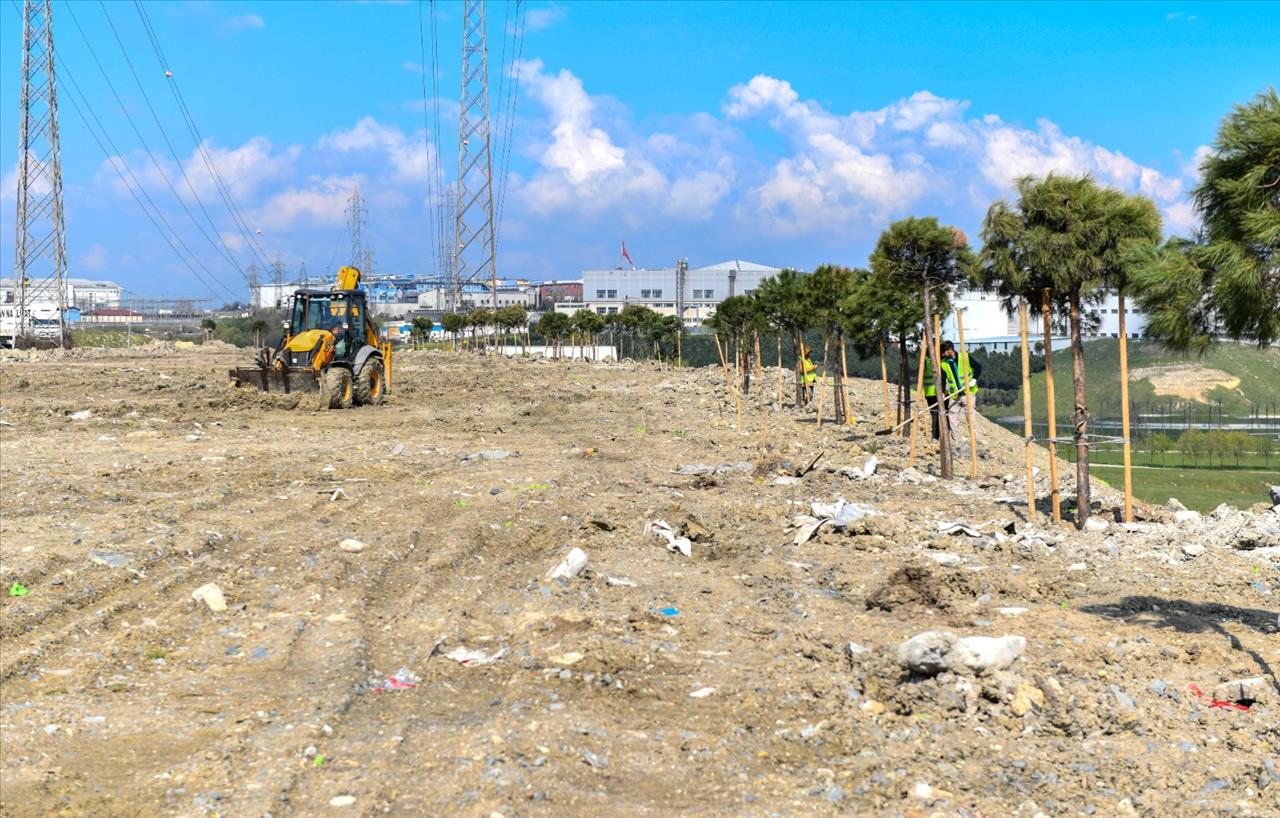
[354,357,386,405]
[323,368,354,409]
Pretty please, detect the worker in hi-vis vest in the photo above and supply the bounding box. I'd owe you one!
[800,344,818,402]
[924,340,982,444]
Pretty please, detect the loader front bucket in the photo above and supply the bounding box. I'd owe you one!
[228,367,321,394]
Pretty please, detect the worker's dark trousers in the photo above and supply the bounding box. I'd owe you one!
[926,394,949,440]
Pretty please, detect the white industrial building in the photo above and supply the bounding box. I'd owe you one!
[941,288,1148,351]
[0,277,123,310]
[581,260,784,325]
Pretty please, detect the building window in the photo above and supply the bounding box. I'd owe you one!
[692,289,703,299]
[608,306,618,314]
[641,289,651,298]
[653,289,662,298]
[596,307,607,315]
[596,289,606,298]
[704,289,714,299]
[607,289,617,298]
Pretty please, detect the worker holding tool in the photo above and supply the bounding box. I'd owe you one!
[800,344,818,403]
[924,340,977,441]
[941,340,982,448]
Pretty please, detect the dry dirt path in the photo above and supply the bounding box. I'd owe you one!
[1,347,1276,818]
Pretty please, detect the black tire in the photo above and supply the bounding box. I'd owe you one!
[323,368,353,409]
[354,357,386,406]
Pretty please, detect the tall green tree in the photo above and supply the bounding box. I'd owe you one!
[1133,88,1280,349]
[440,312,466,350]
[981,174,1161,526]
[536,311,572,358]
[707,295,764,393]
[806,265,859,422]
[754,269,815,405]
[572,309,606,360]
[872,217,976,478]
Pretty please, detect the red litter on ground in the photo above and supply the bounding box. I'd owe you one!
[1186,683,1250,712]
[375,668,420,693]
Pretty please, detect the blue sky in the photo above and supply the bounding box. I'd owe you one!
[1,0,1276,302]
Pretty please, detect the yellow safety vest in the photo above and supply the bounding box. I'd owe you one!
[801,356,817,385]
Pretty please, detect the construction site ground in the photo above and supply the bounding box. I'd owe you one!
[1,346,1277,818]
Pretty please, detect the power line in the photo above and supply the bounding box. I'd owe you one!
[37,12,238,301]
[62,1,241,293]
[494,0,526,241]
[132,0,274,272]
[416,0,439,281]
[92,0,249,280]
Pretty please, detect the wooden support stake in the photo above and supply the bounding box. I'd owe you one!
[1118,290,1134,523]
[775,336,783,411]
[815,336,829,428]
[907,337,927,467]
[840,337,852,425]
[955,309,979,479]
[1019,300,1037,520]
[1042,288,1061,523]
[880,334,892,432]
[713,333,729,383]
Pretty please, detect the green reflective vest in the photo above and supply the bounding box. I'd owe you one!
[924,353,978,398]
[801,355,817,385]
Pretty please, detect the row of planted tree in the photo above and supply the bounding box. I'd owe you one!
[433,89,1275,530]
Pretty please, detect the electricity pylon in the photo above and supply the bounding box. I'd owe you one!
[12,0,68,345]
[455,0,497,311]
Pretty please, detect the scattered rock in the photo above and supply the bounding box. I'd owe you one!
[1181,543,1205,558]
[1167,498,1188,512]
[464,450,516,462]
[547,547,588,579]
[897,631,956,676]
[88,549,132,569]
[689,687,715,698]
[68,410,92,421]
[1172,509,1202,524]
[338,538,365,553]
[329,795,356,807]
[772,475,801,486]
[1213,676,1273,705]
[846,641,872,657]
[1010,682,1045,716]
[946,635,1026,675]
[579,748,607,768]
[191,583,227,612]
[1083,517,1110,533]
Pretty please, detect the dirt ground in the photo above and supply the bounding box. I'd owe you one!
[1128,364,1242,403]
[1,346,1277,818]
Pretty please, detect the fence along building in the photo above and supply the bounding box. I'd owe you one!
[581,260,784,325]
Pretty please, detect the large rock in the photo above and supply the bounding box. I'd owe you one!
[897,631,1026,677]
[946,635,1027,675]
[897,631,956,676]
[1269,485,1280,506]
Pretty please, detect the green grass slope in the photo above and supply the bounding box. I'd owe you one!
[982,339,1280,422]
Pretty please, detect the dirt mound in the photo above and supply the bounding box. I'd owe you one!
[1129,362,1240,402]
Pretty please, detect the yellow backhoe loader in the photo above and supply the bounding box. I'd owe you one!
[229,266,393,408]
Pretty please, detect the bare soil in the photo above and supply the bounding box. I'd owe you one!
[1,346,1276,818]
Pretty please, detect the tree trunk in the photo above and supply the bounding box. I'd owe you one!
[792,330,805,406]
[832,330,846,423]
[898,331,910,430]
[1069,289,1090,529]
[923,283,953,478]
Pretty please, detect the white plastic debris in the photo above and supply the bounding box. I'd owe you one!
[936,520,982,537]
[791,499,878,544]
[443,646,506,666]
[645,520,692,557]
[191,583,227,612]
[689,687,715,698]
[69,410,93,421]
[548,547,589,579]
[605,575,637,587]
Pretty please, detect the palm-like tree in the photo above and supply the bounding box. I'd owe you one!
[1133,88,1279,350]
[981,174,1160,526]
[805,265,860,422]
[872,217,977,478]
[200,317,217,343]
[754,269,815,405]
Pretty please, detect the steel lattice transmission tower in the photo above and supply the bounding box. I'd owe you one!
[12,0,68,345]
[346,186,375,275]
[454,0,498,311]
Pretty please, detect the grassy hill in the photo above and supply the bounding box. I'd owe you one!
[981,338,1280,423]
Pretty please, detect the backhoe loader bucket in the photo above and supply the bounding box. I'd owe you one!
[228,366,321,394]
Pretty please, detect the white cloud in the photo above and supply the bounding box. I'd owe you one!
[319,117,437,185]
[93,137,296,204]
[224,13,264,32]
[79,243,108,272]
[524,4,566,33]
[725,75,1190,236]
[253,175,360,230]
[1163,200,1198,233]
